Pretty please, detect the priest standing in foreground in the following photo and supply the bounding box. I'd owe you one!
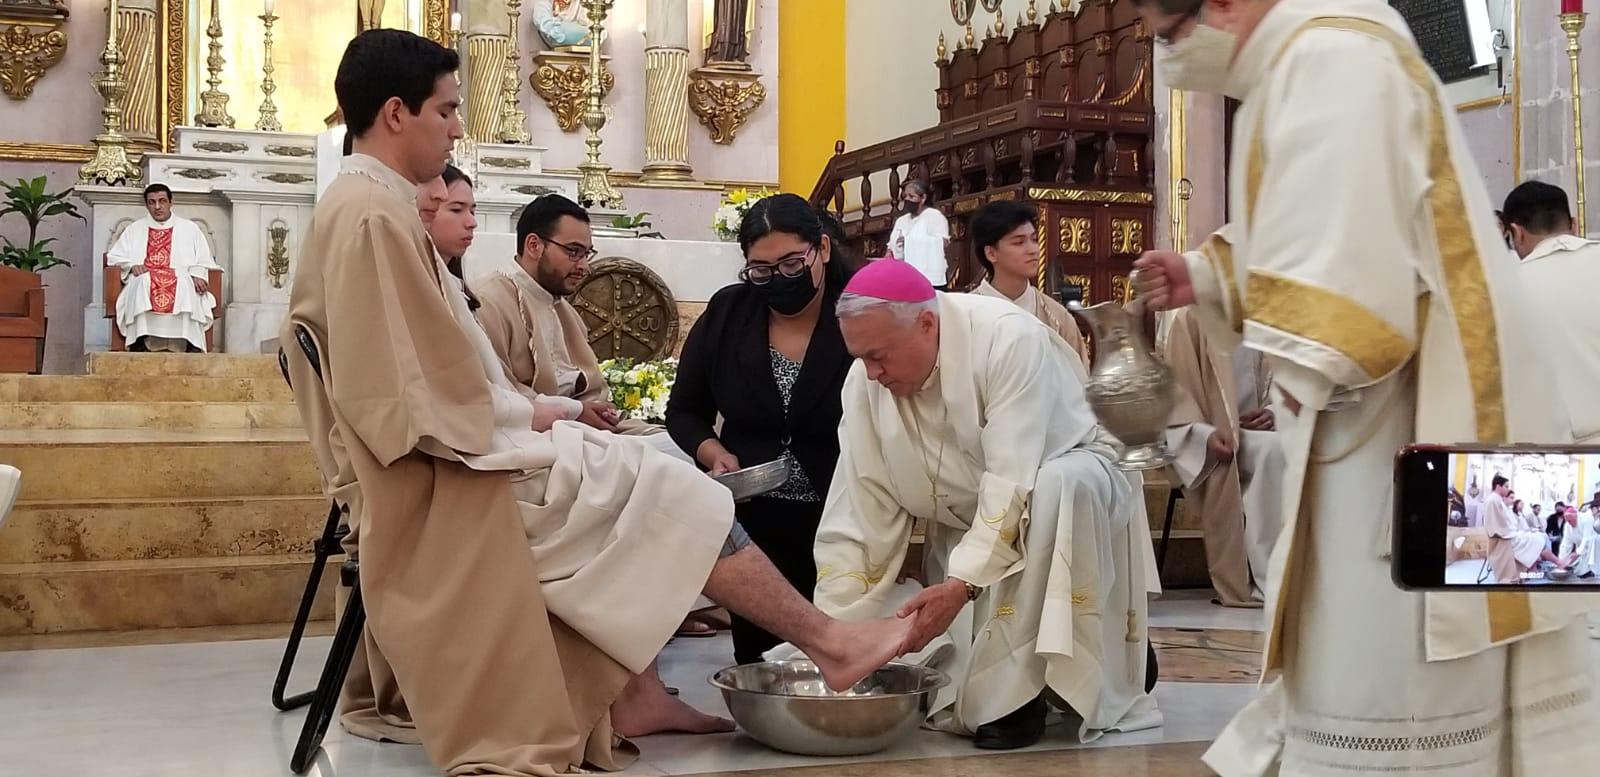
[105,183,222,352]
[1128,0,1598,774]
[284,30,907,777]
[774,259,1161,750]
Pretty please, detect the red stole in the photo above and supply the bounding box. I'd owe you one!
[145,228,177,314]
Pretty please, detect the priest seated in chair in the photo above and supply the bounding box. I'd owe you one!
[772,259,1162,750]
[473,194,687,461]
[105,183,223,353]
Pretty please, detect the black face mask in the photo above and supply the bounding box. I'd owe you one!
[752,269,818,316]
[904,199,923,213]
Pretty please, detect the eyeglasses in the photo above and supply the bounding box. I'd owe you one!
[739,247,816,285]
[1154,6,1200,45]
[542,236,598,263]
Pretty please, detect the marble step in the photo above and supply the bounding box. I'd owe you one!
[86,352,282,379]
[0,555,337,636]
[0,496,327,564]
[0,401,302,430]
[0,374,292,403]
[0,432,319,502]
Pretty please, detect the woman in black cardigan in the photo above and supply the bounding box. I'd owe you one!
[667,194,862,664]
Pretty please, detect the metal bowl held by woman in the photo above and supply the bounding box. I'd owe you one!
[710,660,948,756]
[711,458,791,502]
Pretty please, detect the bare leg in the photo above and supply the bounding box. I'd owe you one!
[703,545,911,692]
[611,661,734,737]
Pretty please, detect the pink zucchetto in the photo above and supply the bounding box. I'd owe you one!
[844,257,936,302]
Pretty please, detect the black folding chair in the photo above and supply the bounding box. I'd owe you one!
[1156,487,1183,574]
[276,325,368,774]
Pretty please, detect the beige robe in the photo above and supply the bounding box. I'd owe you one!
[474,270,661,438]
[1161,307,1284,608]
[775,293,1160,741]
[1515,234,1600,444]
[1176,3,1599,774]
[971,279,1091,368]
[283,154,731,776]
[1483,494,1543,583]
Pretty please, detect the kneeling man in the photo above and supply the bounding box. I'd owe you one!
[787,259,1161,749]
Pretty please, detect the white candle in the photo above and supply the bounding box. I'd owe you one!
[263,0,274,16]
[450,11,462,31]
[107,0,119,44]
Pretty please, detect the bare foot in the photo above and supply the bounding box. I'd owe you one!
[612,667,735,738]
[809,616,914,692]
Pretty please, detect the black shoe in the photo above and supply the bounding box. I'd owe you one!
[1146,641,1160,693]
[973,694,1047,750]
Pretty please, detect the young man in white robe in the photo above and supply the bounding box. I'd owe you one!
[887,180,951,290]
[965,201,1091,367]
[105,183,222,352]
[773,258,1161,750]
[1485,476,1572,584]
[1128,0,1599,773]
[1501,181,1600,445]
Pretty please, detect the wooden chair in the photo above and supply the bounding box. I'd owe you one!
[0,265,46,373]
[103,261,224,351]
[274,324,367,774]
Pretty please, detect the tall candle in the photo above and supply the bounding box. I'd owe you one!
[264,0,274,16]
[450,11,462,31]
[1563,0,1584,15]
[107,0,118,45]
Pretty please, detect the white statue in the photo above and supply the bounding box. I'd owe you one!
[532,0,590,48]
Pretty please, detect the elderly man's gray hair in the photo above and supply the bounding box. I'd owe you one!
[836,292,939,323]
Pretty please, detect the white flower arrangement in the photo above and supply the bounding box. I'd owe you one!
[712,187,778,241]
[598,357,678,424]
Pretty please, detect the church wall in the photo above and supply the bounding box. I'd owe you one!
[1456,104,1517,206]
[516,0,779,188]
[0,0,109,148]
[776,0,844,194]
[1519,0,1598,237]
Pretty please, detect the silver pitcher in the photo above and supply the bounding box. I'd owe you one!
[1069,299,1176,470]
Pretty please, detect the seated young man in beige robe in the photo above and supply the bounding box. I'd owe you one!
[284,30,909,777]
[1483,475,1572,583]
[964,201,1090,367]
[773,259,1161,751]
[1160,306,1284,608]
[473,196,686,462]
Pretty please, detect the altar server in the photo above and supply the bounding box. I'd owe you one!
[778,258,1160,750]
[965,201,1090,367]
[1128,0,1598,773]
[105,183,222,352]
[284,30,906,776]
[1162,304,1284,608]
[1503,181,1600,444]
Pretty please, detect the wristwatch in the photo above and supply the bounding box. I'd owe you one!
[960,580,982,602]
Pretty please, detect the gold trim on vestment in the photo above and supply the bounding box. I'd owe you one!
[1251,16,1525,650]
[1245,269,1413,381]
[1198,232,1241,332]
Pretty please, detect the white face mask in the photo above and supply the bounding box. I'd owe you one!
[1157,23,1238,94]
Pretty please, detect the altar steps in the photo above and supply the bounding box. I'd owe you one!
[0,353,331,640]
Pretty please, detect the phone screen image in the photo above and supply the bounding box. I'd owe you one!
[1441,451,1600,586]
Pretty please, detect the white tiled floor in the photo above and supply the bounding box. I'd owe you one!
[0,595,1261,777]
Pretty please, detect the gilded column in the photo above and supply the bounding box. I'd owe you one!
[641,0,692,182]
[465,32,510,142]
[115,0,159,148]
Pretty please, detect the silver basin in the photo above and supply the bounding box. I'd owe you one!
[710,661,947,756]
[711,459,791,502]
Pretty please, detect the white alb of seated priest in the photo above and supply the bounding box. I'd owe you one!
[770,259,1161,750]
[105,184,222,353]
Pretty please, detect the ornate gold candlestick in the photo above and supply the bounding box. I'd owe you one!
[496,0,532,144]
[194,0,235,127]
[449,14,478,175]
[577,0,621,208]
[256,6,282,132]
[79,0,142,186]
[1560,12,1587,235]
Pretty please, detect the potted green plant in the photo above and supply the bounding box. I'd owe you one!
[0,176,84,373]
[1,176,84,274]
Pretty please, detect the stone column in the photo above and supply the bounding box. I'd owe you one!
[117,0,161,149]
[464,0,511,143]
[641,0,693,182]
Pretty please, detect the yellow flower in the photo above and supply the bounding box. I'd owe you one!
[728,188,750,205]
[624,389,642,410]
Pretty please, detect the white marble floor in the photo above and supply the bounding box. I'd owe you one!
[0,594,1262,777]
